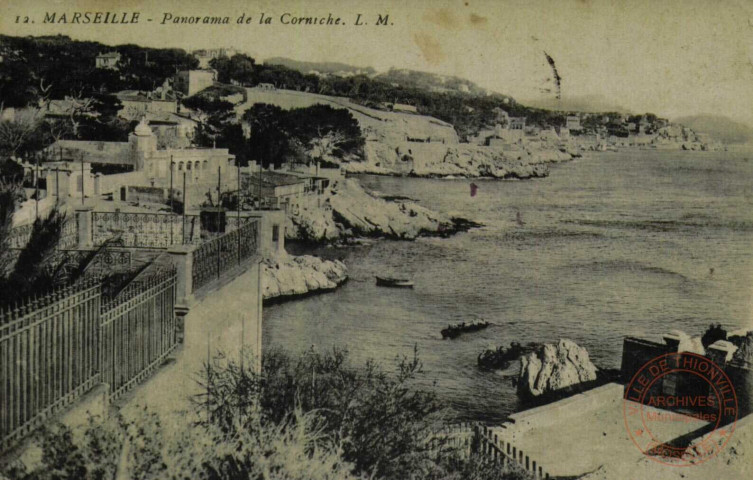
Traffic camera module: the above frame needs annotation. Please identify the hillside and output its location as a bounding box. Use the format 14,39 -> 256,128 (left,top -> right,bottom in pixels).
374,68 -> 491,97
0,34 -> 197,107
672,115 -> 753,144
521,95 -> 631,114
264,57 -> 376,77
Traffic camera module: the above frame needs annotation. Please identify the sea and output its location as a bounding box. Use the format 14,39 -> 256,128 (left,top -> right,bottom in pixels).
263,150 -> 753,422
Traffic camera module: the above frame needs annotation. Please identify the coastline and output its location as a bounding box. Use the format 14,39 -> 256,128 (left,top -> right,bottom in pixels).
262,254 -> 348,303
286,177 -> 483,244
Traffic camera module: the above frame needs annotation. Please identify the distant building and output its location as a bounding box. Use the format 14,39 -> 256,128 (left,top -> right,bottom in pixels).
173,70 -> 216,96
638,116 -> 651,134
46,118 -> 236,198
243,171 -> 322,212
95,52 -> 121,70
508,117 -> 526,130
193,48 -> 237,69
256,83 -> 276,91
566,115 -> 581,131
492,107 -> 510,125
116,90 -> 178,121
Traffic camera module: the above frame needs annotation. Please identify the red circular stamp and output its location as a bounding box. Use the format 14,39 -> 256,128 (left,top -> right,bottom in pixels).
623,352 -> 738,466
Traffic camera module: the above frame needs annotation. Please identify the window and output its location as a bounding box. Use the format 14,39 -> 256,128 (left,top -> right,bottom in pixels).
272,225 -> 279,242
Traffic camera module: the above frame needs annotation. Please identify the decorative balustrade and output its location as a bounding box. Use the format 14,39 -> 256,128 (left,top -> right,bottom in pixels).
192,218 -> 259,292
91,211 -> 201,248
48,248 -> 132,281
7,218 -> 78,250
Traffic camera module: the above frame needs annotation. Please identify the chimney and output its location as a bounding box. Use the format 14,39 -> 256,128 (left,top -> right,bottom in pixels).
663,332 -> 682,351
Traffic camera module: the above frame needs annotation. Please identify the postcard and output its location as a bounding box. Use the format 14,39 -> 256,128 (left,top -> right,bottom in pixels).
0,1 -> 751,479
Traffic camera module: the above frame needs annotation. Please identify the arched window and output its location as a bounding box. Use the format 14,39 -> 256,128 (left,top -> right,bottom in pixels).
203,160 -> 208,170
195,161 -> 201,171
186,162 -> 192,171
178,161 -> 184,171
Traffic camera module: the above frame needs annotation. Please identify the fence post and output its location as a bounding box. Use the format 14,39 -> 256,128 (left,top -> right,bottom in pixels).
167,245 -> 195,310
75,206 -> 94,248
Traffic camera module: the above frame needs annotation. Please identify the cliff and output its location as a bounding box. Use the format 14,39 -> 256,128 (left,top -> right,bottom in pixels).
262,254 -> 347,302
517,339 -> 598,398
287,178 -> 473,242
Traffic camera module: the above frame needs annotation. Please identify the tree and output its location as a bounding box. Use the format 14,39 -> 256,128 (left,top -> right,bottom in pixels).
242,103 -> 292,168
211,53 -> 256,84
0,108 -> 46,160
308,129 -> 347,168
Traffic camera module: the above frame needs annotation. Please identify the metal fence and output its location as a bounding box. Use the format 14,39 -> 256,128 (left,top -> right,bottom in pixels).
91,212 -> 201,248
0,281 -> 102,451
0,268 -> 179,452
100,268 -> 177,400
434,424 -> 551,479
7,218 -> 78,250
192,218 -> 259,292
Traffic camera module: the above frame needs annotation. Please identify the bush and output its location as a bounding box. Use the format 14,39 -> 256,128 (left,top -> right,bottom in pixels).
3,348 -> 532,480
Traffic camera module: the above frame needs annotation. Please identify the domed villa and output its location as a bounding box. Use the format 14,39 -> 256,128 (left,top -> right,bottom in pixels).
43,117 -> 237,202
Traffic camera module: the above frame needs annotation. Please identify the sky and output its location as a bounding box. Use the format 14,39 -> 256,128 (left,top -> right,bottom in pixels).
2,0 -> 753,126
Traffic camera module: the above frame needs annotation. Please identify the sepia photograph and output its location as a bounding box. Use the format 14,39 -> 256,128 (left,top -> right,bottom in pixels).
0,0 -> 751,478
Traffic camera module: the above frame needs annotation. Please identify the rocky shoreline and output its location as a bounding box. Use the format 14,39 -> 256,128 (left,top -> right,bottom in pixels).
262,254 -> 348,303
344,142 -> 573,179
287,177 -> 481,243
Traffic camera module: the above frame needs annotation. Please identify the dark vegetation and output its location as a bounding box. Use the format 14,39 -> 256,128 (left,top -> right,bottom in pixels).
1,34 -> 674,149
3,348 -> 531,480
185,98 -> 364,168
209,54 -> 668,140
0,34 -> 197,107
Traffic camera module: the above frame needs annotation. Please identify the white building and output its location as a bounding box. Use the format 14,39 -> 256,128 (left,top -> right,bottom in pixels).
95,52 -> 121,70
174,70 -> 217,96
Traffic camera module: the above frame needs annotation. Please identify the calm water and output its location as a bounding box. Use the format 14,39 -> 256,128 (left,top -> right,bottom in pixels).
263,151 -> 753,422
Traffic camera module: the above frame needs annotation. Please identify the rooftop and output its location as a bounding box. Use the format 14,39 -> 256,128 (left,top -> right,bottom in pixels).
492,383 -> 713,478
247,171 -> 308,187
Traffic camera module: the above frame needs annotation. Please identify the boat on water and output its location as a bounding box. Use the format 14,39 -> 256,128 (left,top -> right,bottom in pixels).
477,342 -> 538,370
375,276 -> 414,288
441,320 -> 490,339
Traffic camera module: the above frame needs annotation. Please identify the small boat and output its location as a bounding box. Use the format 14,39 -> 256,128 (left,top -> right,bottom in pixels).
375,276 -> 414,288
441,320 -> 490,339
477,342 -> 538,370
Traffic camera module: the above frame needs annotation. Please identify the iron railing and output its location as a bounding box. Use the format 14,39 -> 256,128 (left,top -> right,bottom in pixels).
192,219 -> 259,292
0,280 -> 102,451
91,212 -> 201,248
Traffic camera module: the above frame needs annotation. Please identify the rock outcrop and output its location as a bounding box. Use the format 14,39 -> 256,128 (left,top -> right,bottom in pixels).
262,254 -> 347,302
517,339 -> 598,397
345,141 -> 570,179
288,178 -> 473,242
